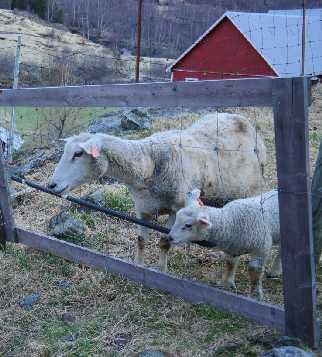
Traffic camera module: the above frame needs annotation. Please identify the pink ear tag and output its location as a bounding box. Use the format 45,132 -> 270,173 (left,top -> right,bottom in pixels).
197,198 -> 204,207
199,218 -> 209,226
90,146 -> 100,158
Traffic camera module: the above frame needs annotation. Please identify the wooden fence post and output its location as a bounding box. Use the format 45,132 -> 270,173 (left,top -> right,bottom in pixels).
273,77 -> 320,347
0,146 -> 16,248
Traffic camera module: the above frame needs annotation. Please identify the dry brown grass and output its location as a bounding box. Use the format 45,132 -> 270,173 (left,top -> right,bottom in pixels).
1,84 -> 322,356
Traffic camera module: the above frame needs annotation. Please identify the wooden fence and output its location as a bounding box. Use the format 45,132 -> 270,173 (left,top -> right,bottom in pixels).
0,77 -> 319,348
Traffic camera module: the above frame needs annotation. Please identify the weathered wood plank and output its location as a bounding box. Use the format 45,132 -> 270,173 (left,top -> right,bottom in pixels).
0,78 -> 273,108
273,77 -> 320,348
0,148 -> 16,247
15,227 -> 285,330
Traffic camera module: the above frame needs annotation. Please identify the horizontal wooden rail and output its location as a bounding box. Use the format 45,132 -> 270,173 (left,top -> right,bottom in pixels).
15,227 -> 285,330
0,78 -> 273,108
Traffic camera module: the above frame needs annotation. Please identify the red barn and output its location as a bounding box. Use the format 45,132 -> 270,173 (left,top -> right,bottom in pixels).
168,10 -> 322,81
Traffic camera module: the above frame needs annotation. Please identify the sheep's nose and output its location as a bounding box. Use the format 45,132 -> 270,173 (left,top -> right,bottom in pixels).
168,235 -> 174,242
48,182 -> 57,190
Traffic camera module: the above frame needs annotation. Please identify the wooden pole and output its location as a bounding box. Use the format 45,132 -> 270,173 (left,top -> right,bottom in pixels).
311,140 -> 322,271
273,77 -> 319,348
135,0 -> 144,83
301,0 -> 306,76
0,146 -> 16,248
8,34 -> 21,162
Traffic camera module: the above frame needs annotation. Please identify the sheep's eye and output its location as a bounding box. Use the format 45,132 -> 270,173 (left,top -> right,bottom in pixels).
184,224 -> 192,229
73,151 -> 83,160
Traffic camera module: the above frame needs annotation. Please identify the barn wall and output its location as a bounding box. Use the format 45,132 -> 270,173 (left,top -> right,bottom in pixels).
172,17 -> 277,81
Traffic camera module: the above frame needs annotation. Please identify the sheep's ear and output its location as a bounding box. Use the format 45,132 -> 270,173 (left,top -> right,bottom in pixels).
185,188 -> 202,207
80,141 -> 101,158
198,217 -> 211,229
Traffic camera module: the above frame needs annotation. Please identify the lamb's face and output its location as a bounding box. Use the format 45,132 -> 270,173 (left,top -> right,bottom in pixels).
49,134 -> 107,194
169,206 -> 212,244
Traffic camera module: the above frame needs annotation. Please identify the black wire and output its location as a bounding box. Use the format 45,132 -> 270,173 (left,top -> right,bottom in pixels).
10,174 -> 170,235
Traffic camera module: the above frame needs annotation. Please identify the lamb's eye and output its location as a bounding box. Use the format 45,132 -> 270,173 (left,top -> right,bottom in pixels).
184,224 -> 192,229
73,151 -> 83,160
73,151 -> 83,159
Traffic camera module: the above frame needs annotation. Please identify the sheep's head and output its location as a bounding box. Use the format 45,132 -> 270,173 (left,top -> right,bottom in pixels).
48,133 -> 108,194
169,189 -> 212,244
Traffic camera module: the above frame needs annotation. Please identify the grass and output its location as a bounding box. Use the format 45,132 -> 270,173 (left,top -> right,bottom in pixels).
0,106 -> 113,151
1,244 -> 271,356
103,186 -> 135,213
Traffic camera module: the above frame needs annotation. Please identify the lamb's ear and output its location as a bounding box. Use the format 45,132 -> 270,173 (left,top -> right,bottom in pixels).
185,188 -> 202,207
79,140 -> 101,158
197,216 -> 212,229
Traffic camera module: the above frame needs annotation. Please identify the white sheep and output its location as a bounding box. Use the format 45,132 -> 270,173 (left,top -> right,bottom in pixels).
169,189 -> 281,300
49,113 -> 267,271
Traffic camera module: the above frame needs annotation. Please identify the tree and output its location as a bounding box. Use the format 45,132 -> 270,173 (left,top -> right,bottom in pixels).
11,0 -> 28,10
30,0 -> 47,18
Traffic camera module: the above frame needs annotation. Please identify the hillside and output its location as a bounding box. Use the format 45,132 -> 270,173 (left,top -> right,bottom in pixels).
0,10 -> 172,87
54,0 -> 322,59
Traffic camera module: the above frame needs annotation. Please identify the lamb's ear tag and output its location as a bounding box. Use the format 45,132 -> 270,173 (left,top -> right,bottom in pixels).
197,198 -> 204,207
90,145 -> 100,158
199,217 -> 210,227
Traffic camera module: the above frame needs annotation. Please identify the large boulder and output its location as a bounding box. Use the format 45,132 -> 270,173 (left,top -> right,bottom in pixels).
88,112 -> 122,134
120,109 -> 152,130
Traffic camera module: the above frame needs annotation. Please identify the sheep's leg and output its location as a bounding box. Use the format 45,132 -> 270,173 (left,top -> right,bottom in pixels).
222,255 -> 240,290
135,212 -> 152,266
267,246 -> 282,278
248,255 -> 267,301
159,213 -> 176,272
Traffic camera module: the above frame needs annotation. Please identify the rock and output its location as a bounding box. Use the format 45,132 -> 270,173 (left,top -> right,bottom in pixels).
88,112 -> 122,134
56,280 -> 72,289
261,346 -> 315,357
273,336 -> 303,349
120,109 -> 152,130
62,312 -> 75,324
248,334 -> 304,350
139,351 -> 167,357
48,212 -> 86,242
81,189 -> 106,206
112,332 -> 132,351
19,293 -> 40,310
63,332 -> 79,342
12,145 -> 63,176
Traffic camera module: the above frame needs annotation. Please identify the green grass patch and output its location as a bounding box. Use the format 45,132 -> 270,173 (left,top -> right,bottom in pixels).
0,107 -> 114,151
194,305 -> 246,342
310,130 -> 322,147
75,211 -> 96,229
4,245 -> 32,270
42,320 -> 80,345
104,187 -> 134,212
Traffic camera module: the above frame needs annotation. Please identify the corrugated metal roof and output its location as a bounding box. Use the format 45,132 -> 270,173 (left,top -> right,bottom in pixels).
269,9 -> 322,16
168,10 -> 322,77
0,127 -> 23,151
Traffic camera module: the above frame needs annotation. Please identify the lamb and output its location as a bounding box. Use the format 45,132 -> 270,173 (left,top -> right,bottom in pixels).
168,189 -> 281,300
48,113 -> 267,271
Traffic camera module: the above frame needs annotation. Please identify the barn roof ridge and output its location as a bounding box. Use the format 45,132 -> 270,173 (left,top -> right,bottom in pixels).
167,9 -> 322,78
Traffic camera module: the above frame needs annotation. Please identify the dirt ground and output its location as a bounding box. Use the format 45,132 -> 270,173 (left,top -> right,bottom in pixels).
1,84 -> 321,356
